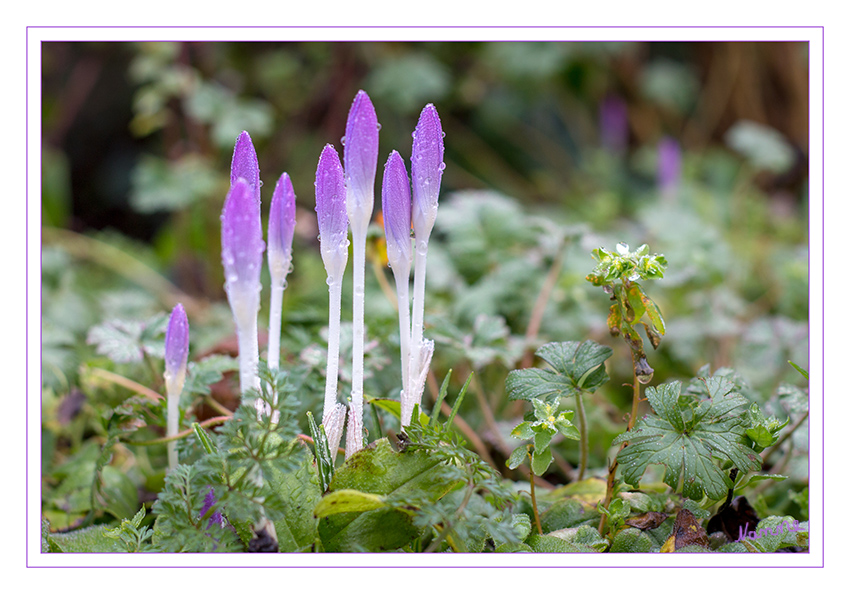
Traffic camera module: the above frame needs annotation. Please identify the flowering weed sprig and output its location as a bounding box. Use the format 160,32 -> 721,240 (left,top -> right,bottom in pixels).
164,303 -> 189,470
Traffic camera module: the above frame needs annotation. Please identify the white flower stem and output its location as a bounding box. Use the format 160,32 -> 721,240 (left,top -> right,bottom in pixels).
236,316 -> 261,398
409,239 -> 429,411
323,279 -> 344,422
393,269 -> 413,425
165,370 -> 184,471
268,281 -> 284,371
349,231 -> 367,453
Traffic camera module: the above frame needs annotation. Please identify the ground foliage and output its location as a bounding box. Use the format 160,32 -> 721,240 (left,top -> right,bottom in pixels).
40,41 -> 809,554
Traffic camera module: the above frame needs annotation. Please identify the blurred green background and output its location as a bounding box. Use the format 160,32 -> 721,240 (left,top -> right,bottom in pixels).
41,41 -> 809,516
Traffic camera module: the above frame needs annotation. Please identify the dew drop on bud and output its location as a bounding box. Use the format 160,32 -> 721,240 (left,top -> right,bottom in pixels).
376,123 -> 382,131
340,136 -> 346,146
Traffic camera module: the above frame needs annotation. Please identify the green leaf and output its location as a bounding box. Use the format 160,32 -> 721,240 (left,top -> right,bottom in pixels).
534,429 -> 554,453
367,396 -> 429,426
314,490 -> 388,518
507,445 -> 529,470
506,340 -> 612,402
531,446 -> 553,476
318,439 -> 460,551
183,355 -> 239,396
86,313 -> 167,364
788,360 -> 808,380
45,525 -> 123,553
510,421 -> 535,441
270,442 -> 323,552
613,379 -> 762,500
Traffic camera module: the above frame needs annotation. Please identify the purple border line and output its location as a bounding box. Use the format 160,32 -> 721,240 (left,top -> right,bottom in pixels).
28,28 -> 824,570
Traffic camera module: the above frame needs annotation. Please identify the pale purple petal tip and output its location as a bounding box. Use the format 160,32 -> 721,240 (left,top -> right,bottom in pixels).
381,150 -> 412,267
315,144 -> 349,247
657,137 -> 682,192
231,131 -> 261,203
411,104 -> 444,237
268,172 -> 296,278
164,303 -> 189,376
221,178 -> 265,291
343,90 -> 380,213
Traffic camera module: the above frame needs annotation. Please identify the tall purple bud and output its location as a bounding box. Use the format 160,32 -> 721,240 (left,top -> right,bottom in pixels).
408,103 -> 444,426
315,144 -> 349,433
221,177 -> 265,397
657,136 -> 682,201
267,173 -> 297,373
382,151 -> 413,271
164,303 -> 189,470
343,90 -> 379,456
231,131 -> 261,204
382,151 -> 415,425
343,90 -> 379,235
411,104 -> 444,243
268,173 -> 296,280
315,145 -> 349,284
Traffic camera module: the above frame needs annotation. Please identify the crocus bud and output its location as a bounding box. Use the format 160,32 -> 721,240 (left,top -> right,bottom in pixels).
231,131 -> 261,204
221,178 -> 266,321
381,150 -> 413,271
657,136 -> 681,198
315,144 -> 349,284
164,303 -> 189,471
343,90 -> 379,236
268,172 -> 296,283
164,303 -> 190,396
411,104 -> 444,242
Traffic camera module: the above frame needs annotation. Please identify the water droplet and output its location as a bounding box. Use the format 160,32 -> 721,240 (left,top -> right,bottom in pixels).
438,162 -> 446,171
340,135 -> 346,146
287,263 -> 294,273
317,234 -> 322,242
258,180 -> 264,187
635,357 -> 654,384
326,276 -> 335,286
441,131 -> 446,138
376,123 -> 382,131
281,280 -> 288,290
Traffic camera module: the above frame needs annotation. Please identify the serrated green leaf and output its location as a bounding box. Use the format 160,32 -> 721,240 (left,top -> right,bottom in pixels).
183,355 -> 239,396
270,442 -> 323,552
534,429 -> 553,453
506,341 -> 612,402
614,379 -> 761,500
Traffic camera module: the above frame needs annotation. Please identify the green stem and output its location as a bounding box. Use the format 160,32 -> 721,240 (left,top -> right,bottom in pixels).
576,391 -> 588,481
530,461 -> 543,535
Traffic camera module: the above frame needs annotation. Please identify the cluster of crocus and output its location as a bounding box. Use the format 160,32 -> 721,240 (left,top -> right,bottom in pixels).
316,92 -> 445,459
202,91 -> 443,465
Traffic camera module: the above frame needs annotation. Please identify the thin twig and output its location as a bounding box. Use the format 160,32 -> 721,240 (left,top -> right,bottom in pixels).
89,368 -> 164,403
521,240 -> 566,369
126,416 -> 231,446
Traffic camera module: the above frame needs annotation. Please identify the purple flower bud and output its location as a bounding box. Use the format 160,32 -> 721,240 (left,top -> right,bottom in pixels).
231,131 -> 261,204
268,172 -> 296,281
343,90 -> 379,231
315,144 -> 349,282
599,95 -> 628,154
657,136 -> 682,195
411,104 -> 444,241
221,178 -> 265,299
164,303 -> 189,379
381,151 -> 413,270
